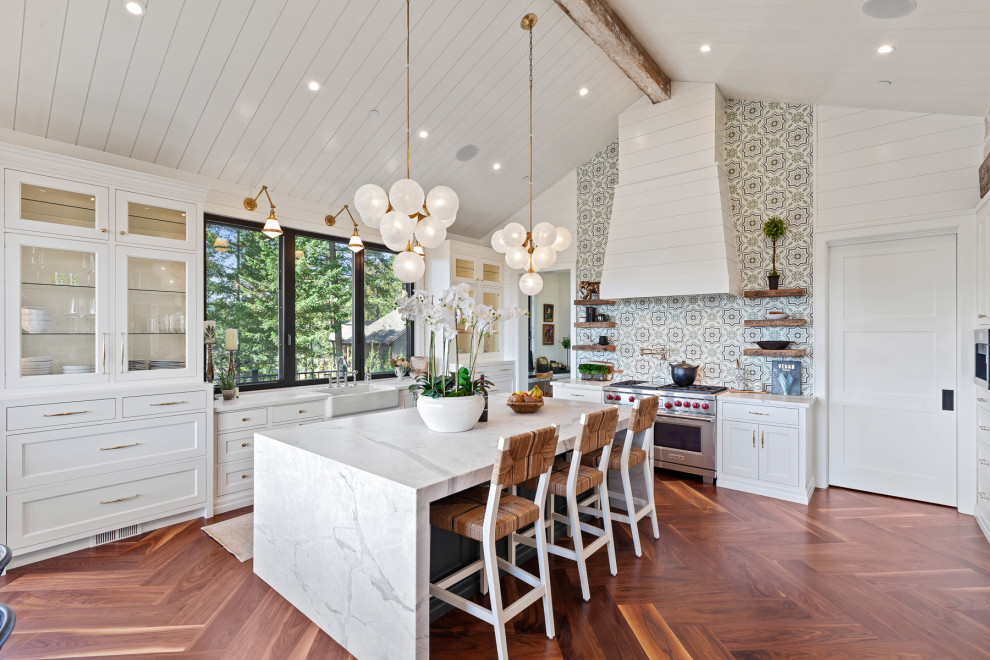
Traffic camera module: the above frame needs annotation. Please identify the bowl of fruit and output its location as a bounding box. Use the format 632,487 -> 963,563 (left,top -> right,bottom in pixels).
507,386 -> 545,413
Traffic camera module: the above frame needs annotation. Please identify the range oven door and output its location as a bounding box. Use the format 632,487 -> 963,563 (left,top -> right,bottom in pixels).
653,413 -> 716,474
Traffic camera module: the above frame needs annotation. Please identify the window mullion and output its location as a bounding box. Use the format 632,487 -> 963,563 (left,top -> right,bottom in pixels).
353,247 -> 366,377
281,232 -> 296,387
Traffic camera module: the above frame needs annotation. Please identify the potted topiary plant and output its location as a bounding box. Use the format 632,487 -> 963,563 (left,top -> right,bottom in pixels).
218,369 -> 236,401
578,363 -> 609,381
763,216 -> 787,290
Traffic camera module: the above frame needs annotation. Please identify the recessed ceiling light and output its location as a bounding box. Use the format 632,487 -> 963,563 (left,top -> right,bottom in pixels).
579,87 -> 589,96
369,109 -> 380,119
862,0 -> 917,19
492,163 -> 501,170
700,44 -> 712,53
123,0 -> 145,15
877,44 -> 895,54
418,129 -> 429,138
307,80 -> 320,91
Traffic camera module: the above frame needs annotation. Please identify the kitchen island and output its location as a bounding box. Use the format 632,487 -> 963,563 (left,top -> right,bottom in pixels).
253,394 -> 630,659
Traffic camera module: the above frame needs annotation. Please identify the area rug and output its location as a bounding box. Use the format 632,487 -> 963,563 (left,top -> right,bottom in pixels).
202,513 -> 253,562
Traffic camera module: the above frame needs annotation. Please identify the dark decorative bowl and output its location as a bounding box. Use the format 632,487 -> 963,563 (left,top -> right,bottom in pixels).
756,341 -> 791,350
507,399 -> 544,414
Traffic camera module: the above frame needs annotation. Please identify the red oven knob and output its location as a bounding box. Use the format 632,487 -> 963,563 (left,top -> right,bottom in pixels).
701,403 -> 709,410
628,396 -> 635,402
692,402 -> 700,409
664,401 -> 673,409
674,400 -> 681,407
605,394 -> 612,400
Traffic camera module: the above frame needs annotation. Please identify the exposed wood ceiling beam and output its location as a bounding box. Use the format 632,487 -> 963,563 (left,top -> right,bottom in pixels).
554,0 -> 671,103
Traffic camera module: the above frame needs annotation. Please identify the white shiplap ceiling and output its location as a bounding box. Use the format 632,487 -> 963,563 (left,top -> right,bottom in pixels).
0,1 -> 987,240
609,0 -> 990,118
0,0 -> 642,239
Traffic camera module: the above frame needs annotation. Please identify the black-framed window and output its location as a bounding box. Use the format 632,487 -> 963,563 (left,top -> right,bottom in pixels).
205,215 -> 413,390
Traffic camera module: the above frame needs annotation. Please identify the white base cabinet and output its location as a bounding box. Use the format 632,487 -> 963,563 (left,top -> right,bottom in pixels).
717,394 -> 815,504
976,394 -> 990,543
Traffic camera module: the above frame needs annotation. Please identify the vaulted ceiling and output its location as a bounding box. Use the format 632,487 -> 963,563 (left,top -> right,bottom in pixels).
0,0 -> 987,240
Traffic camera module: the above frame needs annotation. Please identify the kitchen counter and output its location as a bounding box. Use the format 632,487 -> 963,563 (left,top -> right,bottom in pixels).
717,391 -> 816,407
552,378 -> 610,391
252,395 -> 630,659
211,377 -> 414,412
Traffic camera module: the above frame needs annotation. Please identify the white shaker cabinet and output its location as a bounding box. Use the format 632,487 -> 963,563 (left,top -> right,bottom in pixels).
717,394 -> 815,504
976,394 -> 990,543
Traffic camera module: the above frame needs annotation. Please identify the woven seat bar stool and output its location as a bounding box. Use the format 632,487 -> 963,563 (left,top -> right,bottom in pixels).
512,406 -> 620,601
579,396 -> 660,557
429,425 -> 559,660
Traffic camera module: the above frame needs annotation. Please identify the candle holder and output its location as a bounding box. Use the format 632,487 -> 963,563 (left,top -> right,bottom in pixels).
206,344 -> 215,384
228,349 -> 238,396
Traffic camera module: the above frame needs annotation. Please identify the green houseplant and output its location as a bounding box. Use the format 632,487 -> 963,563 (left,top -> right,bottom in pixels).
578,363 -> 610,381
217,368 -> 236,401
763,216 -> 787,289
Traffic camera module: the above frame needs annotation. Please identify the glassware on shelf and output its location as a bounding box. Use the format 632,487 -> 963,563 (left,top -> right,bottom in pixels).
30,247 -> 47,283
64,296 -> 85,332
82,253 -> 96,287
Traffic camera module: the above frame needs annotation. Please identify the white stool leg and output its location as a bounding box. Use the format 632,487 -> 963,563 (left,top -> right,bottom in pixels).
548,493 -> 556,544
643,457 -> 660,539
483,538 -> 509,660
566,486 -> 590,601
621,463 -> 642,557
534,492 -> 555,639
599,479 -> 618,576
508,486 -> 518,565
480,563 -> 488,595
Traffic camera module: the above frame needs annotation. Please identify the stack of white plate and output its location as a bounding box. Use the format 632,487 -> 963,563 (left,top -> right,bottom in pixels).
150,360 -> 185,370
21,356 -> 52,376
128,359 -> 150,371
20,307 -> 53,334
62,365 -> 95,374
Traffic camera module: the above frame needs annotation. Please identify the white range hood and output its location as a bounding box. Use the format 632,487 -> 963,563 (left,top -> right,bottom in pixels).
600,82 -> 741,300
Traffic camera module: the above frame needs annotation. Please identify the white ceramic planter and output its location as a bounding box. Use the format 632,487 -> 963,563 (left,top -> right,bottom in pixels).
417,394 -> 485,433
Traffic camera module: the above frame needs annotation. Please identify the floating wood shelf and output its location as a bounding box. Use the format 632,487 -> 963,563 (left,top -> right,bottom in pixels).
573,344 -> 617,352
743,288 -> 807,299
743,349 -> 806,358
574,322 -> 616,328
744,319 -> 807,327
574,299 -> 616,306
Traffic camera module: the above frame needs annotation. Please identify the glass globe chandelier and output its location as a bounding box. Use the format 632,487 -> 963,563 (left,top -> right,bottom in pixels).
491,14 -> 572,297
351,0 -> 459,283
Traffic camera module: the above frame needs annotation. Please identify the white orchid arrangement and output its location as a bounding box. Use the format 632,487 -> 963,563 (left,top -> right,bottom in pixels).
397,283 -> 527,398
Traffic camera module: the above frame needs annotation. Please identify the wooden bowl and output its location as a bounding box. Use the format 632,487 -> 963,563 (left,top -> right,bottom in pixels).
507,399 -> 545,414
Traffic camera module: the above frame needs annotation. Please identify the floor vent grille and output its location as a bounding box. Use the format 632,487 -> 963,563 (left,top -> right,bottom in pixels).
91,523 -> 142,547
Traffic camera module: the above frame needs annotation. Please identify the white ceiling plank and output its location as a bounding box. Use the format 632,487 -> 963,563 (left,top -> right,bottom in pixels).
197,0 -> 349,180
102,0 -> 186,157
151,0 -> 259,168
46,0 -> 109,144
0,0 -> 26,129
75,3 -> 144,150
178,0 -> 314,175
226,0 -> 380,186
14,0 -> 68,136
128,0 -> 222,162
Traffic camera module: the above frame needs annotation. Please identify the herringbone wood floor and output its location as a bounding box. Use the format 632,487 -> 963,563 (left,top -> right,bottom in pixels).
1,473 -> 989,658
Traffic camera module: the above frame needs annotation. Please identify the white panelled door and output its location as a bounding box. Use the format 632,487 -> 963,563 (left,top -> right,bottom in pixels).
828,234 -> 957,505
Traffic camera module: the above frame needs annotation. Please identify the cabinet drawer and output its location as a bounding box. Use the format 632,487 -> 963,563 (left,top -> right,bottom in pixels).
979,444 -> 990,507
217,408 -> 268,432
479,362 -> 515,376
7,398 -> 117,432
979,408 -> 990,449
8,414 -> 206,491
554,387 -> 603,403
978,392 -> 990,414
487,377 -> 513,394
720,402 -> 799,427
218,430 -> 254,464
271,401 -> 324,426
7,460 -> 206,550
122,391 -> 207,418
217,459 -> 254,496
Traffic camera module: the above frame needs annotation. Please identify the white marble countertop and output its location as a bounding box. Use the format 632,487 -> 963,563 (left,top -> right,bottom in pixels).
257,394 -> 630,500
718,391 -> 816,407
212,378 -> 413,412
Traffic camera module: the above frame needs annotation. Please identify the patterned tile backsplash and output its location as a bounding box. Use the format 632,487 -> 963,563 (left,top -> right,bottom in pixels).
575,100 -> 815,394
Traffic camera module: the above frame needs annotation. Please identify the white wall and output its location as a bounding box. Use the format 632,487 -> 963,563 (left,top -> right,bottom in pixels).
817,107 -> 983,231
601,82 -> 740,299
532,270 -> 570,367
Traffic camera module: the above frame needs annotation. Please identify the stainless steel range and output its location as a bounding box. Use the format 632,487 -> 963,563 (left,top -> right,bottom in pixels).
603,380 -> 726,483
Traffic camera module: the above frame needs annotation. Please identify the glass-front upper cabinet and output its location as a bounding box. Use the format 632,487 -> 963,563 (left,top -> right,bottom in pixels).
4,170 -> 110,241
4,234 -> 111,387
116,247 -> 196,381
115,191 -> 198,251
452,255 -> 502,286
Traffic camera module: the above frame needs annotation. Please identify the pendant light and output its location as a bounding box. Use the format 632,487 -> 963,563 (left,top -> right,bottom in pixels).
244,185 -> 283,238
352,0 -> 459,283
325,205 -> 365,253
493,14 -> 573,297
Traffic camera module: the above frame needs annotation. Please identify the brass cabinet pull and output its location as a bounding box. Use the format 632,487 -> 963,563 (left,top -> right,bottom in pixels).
102,333 -> 108,374
241,417 -> 249,422
241,442 -> 249,447
980,492 -> 989,501
120,230 -> 126,235
752,431 -> 755,448
980,398 -> 989,403
748,411 -> 769,416
43,410 -> 89,417
979,458 -> 989,466
120,333 -> 126,372
761,431 -> 765,449
981,426 -> 989,432
151,401 -> 188,407
100,227 -> 107,233
572,393 -> 584,397
980,314 -> 988,319
241,474 -> 248,479
298,409 -> 305,413
101,494 -> 139,505
101,442 -> 139,451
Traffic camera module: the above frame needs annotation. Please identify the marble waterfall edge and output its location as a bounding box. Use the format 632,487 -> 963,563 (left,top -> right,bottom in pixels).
253,435 -> 427,658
